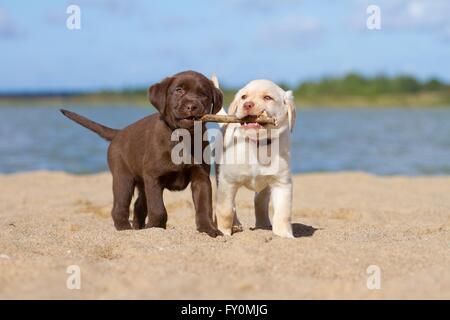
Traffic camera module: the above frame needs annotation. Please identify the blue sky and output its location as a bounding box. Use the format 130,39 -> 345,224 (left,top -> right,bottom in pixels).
1,0 -> 450,91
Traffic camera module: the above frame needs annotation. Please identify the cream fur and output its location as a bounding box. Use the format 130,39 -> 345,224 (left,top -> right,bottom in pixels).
215,79 -> 296,238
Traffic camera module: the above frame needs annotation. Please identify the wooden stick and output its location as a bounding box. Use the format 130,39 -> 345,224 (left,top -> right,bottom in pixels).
200,114 -> 277,126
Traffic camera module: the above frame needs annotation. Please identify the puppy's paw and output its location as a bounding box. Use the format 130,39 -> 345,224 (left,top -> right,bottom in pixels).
132,220 -> 146,230
145,221 -> 167,229
198,225 -> 223,238
207,228 -> 224,238
114,221 -> 132,231
232,224 -> 244,233
146,215 -> 167,229
252,223 -> 272,231
272,225 -> 294,238
218,226 -> 232,236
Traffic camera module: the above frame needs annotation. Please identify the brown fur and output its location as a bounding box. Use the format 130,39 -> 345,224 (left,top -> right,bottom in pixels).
61,70 -> 223,237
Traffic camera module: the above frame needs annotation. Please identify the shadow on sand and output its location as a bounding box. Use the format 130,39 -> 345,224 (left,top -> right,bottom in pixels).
251,223 -> 320,238
292,223 -> 319,238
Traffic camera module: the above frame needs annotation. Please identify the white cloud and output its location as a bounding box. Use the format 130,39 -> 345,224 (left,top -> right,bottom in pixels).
0,9 -> 20,39
353,0 -> 450,40
407,1 -> 425,19
389,0 -> 449,30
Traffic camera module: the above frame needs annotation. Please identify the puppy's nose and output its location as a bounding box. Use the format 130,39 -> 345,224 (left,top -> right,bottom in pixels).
243,101 -> 254,111
184,103 -> 199,112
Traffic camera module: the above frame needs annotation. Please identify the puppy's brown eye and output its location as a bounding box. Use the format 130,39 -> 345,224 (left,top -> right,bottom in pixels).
175,87 -> 183,94
263,95 -> 273,101
241,95 -> 247,100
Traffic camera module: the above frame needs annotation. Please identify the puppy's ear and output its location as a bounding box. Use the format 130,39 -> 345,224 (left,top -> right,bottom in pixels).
211,73 -> 220,89
148,77 -> 173,114
227,96 -> 238,115
284,90 -> 296,131
210,84 -> 224,114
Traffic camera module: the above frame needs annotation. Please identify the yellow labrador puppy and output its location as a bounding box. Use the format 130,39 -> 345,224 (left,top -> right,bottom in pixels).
214,79 -> 296,238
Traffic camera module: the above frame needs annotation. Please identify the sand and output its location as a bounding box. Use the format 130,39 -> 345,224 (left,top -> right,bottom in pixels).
0,171 -> 449,299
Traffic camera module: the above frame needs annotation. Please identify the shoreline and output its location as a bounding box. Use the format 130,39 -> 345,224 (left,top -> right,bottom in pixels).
2,169 -> 450,178
1,92 -> 450,108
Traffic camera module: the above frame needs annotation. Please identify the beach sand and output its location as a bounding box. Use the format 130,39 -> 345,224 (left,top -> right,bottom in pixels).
0,171 -> 449,299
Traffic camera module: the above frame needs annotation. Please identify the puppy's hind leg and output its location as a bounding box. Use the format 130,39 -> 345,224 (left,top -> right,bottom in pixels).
111,170 -> 135,231
254,186 -> 272,230
232,206 -> 243,233
132,184 -> 147,230
271,182 -> 294,238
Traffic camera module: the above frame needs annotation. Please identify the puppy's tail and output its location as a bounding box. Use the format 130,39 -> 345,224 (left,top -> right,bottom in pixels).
60,109 -> 118,141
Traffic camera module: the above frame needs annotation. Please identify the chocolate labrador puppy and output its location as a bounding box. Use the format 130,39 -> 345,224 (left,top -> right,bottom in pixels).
61,70 -> 223,237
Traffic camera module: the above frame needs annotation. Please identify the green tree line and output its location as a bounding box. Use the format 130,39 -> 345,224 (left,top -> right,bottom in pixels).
292,73 -> 449,97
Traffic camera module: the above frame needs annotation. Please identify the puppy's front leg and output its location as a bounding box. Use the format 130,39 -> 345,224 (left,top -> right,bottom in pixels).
191,167 -> 223,237
271,182 -> 294,238
143,176 -> 167,228
216,178 -> 238,236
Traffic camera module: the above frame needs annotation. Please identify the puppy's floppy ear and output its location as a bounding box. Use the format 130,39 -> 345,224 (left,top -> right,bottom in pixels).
284,90 -> 296,131
148,77 -> 173,114
227,97 -> 238,115
228,92 -> 239,116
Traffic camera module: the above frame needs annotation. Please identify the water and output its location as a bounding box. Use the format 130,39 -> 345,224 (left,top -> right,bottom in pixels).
0,106 -> 449,175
